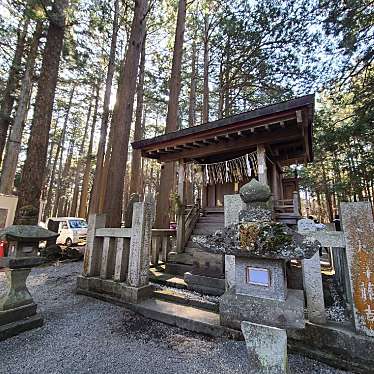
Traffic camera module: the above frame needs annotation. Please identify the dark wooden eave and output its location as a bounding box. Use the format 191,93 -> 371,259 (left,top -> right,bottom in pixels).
132,94 -> 315,165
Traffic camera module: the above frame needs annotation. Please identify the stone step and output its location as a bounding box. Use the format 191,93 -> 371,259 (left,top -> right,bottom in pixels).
165,262 -> 193,277
167,252 -> 193,265
127,298 -> 242,339
153,288 -> 219,313
149,268 -> 188,289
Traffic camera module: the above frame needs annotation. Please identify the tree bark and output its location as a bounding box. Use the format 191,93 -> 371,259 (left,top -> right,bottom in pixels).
129,35 -> 146,196
102,0 -> 148,227
70,99 -> 92,216
15,0 -> 69,224
57,119 -> 78,216
155,0 -> 187,229
188,39 -> 197,128
0,22 -> 43,195
51,84 -> 76,217
0,17 -> 29,165
202,13 -> 209,123
78,84 -> 100,218
89,0 -> 120,215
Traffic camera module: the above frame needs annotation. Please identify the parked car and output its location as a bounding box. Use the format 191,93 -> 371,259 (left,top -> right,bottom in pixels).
46,217 -> 88,247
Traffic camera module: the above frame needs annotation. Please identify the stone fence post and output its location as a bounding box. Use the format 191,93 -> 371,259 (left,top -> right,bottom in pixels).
298,218 -> 326,325
83,214 -> 106,277
224,195 -> 246,290
127,195 -> 155,299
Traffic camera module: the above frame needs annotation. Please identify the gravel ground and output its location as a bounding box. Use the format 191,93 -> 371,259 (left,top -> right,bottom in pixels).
0,262 -> 352,374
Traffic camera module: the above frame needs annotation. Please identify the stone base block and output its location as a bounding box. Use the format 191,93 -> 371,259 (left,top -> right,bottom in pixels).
184,272 -> 225,296
242,321 -> 288,374
288,321 -> 374,374
0,313 -> 43,341
220,288 -> 304,330
76,275 -> 153,304
192,250 -> 224,278
0,303 -> 37,326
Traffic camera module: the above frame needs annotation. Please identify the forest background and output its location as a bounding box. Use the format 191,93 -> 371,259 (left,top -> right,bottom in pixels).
0,0 -> 372,226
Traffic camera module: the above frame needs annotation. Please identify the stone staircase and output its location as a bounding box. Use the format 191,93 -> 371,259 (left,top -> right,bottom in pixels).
165,208 -> 224,276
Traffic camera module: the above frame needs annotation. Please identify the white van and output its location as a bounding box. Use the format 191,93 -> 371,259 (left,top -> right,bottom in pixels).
46,217 -> 88,246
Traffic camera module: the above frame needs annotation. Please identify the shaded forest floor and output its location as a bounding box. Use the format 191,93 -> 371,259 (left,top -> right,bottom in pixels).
0,262 -> 351,374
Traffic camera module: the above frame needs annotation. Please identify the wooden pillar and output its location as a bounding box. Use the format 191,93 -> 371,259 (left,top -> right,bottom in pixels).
257,144 -> 268,185
271,163 -> 279,201
176,161 -> 185,253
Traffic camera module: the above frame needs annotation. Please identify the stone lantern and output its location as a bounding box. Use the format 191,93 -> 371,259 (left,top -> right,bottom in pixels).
196,179 -> 321,373
0,225 -> 58,340
196,179 -> 320,330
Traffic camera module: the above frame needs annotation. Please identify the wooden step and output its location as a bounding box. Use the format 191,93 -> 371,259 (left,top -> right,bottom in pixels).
193,227 -> 222,235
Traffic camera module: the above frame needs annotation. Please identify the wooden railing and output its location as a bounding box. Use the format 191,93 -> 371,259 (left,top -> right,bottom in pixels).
184,203 -> 200,246
150,229 -> 176,266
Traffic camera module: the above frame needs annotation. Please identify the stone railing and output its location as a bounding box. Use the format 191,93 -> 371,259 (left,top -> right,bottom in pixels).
150,229 -> 176,266
77,197 -> 155,304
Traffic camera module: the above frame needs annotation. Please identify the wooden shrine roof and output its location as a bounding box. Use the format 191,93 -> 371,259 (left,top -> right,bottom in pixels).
132,94 -> 315,165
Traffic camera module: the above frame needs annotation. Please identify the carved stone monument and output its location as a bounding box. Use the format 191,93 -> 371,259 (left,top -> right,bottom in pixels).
341,202 -> 374,337
0,225 -> 58,340
196,179 -> 320,373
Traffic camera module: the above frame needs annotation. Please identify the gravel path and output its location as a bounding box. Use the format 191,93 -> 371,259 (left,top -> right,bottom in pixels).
0,262 -> 351,374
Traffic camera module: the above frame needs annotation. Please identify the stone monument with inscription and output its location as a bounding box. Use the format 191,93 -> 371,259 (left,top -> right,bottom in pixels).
196,179 -> 321,373
341,201 -> 374,337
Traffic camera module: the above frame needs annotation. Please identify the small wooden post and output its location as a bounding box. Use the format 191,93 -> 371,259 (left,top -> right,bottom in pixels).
176,161 -> 185,253
293,191 -> 300,215
271,163 -> 279,201
257,144 -> 268,185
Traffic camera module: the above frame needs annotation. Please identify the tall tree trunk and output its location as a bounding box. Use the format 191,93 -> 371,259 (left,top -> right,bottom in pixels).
321,162 -> 333,222
155,0 -> 187,229
98,119 -> 113,212
15,0 -> 69,224
89,0 -> 120,215
43,116 -> 68,220
188,39 -> 197,127
70,99 -> 92,216
57,120 -> 78,216
202,14 -> 209,123
51,84 -> 76,217
78,84 -> 100,218
0,17 -> 29,164
103,0 -> 148,227
0,22 -> 43,194
218,56 -> 224,119
129,35 -> 146,196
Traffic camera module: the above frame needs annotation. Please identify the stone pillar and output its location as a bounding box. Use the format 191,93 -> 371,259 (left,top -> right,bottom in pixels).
224,195 -> 246,290
299,218 -> 326,324
241,321 -> 288,374
82,214 -> 106,277
341,202 -> 374,337
176,162 -> 185,253
257,144 -> 268,185
126,195 -> 155,302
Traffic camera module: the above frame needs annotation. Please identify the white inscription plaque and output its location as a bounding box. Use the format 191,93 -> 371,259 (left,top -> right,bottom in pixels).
247,267 -> 270,287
